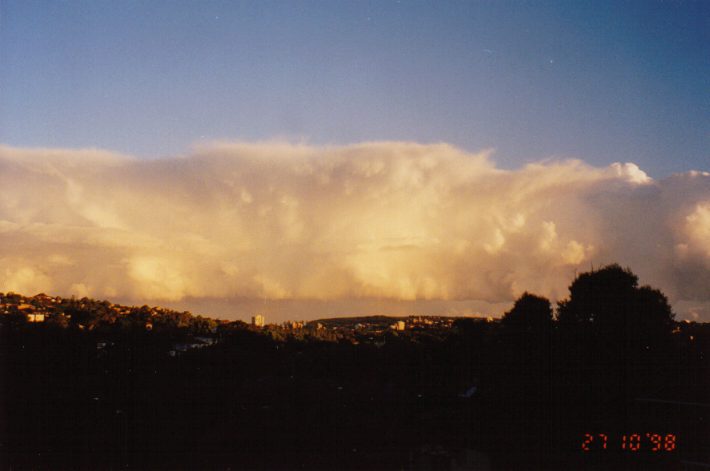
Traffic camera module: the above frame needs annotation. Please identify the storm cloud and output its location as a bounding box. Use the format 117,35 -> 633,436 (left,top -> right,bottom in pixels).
1,142 -> 708,320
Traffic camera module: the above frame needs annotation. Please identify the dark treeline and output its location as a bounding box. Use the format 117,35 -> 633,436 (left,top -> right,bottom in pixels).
1,264 -> 708,470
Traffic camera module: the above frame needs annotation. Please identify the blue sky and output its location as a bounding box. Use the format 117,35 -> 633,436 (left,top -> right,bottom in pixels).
1,0 -> 707,177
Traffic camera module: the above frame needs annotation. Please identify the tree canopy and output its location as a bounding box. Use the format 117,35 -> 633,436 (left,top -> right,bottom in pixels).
501,292 -> 553,333
556,263 -> 675,349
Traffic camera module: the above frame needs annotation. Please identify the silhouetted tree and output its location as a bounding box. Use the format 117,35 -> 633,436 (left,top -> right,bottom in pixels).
557,264 -> 674,341
489,292 -> 555,466
555,264 -> 677,412
502,292 -> 553,333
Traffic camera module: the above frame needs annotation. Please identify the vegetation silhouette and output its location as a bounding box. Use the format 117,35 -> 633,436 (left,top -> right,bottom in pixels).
1,264 -> 707,470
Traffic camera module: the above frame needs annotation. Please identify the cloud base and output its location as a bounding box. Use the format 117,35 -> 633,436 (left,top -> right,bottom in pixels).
1,142 -> 708,321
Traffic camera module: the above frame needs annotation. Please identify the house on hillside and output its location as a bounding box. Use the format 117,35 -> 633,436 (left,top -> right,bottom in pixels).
27,313 -> 45,323
194,336 -> 217,346
171,336 -> 217,355
34,293 -> 57,304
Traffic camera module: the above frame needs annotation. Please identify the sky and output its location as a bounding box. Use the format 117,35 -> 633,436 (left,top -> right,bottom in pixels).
0,1 -> 708,322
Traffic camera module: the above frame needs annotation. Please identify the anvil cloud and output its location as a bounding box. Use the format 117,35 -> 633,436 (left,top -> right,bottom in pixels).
1,142 -> 708,321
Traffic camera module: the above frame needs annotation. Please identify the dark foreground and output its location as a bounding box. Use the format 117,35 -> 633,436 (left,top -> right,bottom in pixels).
1,266 -> 709,470
2,320 -> 708,470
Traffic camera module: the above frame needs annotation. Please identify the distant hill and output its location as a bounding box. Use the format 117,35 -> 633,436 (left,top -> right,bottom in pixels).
0,291 -> 221,336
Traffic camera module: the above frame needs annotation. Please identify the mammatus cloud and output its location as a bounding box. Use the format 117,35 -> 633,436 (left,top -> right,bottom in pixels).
1,142 -> 708,320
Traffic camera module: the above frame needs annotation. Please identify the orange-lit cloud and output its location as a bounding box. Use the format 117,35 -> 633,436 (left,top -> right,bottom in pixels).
0,142 -> 708,320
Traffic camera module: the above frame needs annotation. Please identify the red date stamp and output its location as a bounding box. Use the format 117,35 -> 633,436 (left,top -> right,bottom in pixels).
581,433 -> 677,452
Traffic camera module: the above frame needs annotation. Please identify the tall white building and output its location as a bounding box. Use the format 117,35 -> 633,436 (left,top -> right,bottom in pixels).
251,314 -> 265,327
391,320 -> 406,331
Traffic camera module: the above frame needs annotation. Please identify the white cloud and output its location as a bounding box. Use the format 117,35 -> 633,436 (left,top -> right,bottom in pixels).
0,142 -> 708,321
610,162 -> 652,185
685,203 -> 710,258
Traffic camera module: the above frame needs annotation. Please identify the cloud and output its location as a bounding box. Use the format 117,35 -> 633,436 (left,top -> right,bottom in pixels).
0,142 -> 708,320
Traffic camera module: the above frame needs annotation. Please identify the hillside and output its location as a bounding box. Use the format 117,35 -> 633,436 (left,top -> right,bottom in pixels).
1,283 -> 709,470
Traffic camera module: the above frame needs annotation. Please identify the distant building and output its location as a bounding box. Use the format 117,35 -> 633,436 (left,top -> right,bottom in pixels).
391,320 -> 406,331
27,313 -> 45,323
252,314 -> 265,327
283,320 -> 304,329
194,336 -> 217,346
173,341 -> 209,353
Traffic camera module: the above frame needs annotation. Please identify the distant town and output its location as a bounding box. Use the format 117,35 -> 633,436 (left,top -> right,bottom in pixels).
0,291 -> 495,354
